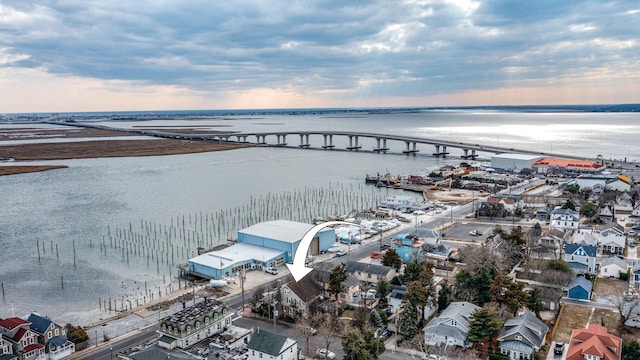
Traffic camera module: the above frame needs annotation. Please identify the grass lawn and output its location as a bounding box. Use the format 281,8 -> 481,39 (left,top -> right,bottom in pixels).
594,277 -> 629,297
553,304 -> 593,343
591,308 -> 622,336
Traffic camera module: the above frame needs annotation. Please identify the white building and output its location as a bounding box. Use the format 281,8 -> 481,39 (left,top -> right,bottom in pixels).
549,208 -> 580,230
423,302 -> 479,348
247,328 -> 298,360
158,300 -> 232,349
491,154 -> 542,172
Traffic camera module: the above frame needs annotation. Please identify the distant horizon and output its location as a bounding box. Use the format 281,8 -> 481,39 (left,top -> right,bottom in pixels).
3,103 -> 639,117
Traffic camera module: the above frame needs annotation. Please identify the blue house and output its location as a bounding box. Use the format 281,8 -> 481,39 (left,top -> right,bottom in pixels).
567,276 -> 592,301
563,243 -> 597,274
392,232 -> 424,262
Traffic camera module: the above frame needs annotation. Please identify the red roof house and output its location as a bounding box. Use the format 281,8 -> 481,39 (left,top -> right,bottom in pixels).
566,324 -> 621,360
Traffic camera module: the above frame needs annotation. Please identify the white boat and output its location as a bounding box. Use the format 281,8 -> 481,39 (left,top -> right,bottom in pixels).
209,279 -> 227,288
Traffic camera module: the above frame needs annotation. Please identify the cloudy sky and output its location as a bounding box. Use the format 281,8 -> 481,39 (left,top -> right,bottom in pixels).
1,1 -> 639,112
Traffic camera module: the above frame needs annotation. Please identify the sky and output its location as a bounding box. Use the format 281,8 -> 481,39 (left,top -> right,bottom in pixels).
1,0 -> 639,112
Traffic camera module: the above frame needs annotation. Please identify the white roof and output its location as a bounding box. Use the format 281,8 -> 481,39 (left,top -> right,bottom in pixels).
492,153 -> 542,161
190,243 -> 285,270
239,220 -> 321,243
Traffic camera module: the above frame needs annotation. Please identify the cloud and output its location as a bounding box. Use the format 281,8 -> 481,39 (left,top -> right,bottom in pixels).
0,0 -> 639,111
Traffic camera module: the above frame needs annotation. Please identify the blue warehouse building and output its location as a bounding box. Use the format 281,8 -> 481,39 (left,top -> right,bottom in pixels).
188,220 -> 336,279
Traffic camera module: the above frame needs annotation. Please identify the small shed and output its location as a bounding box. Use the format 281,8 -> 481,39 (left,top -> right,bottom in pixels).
568,276 -> 592,301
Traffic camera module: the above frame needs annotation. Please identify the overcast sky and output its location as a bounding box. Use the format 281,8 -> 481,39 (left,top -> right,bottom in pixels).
1,0 -> 639,112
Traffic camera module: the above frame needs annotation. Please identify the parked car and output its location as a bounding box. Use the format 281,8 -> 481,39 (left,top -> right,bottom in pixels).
335,249 -> 347,257
265,267 -> 279,275
422,355 -> 440,360
326,245 -> 342,253
316,349 -> 336,359
381,330 -> 394,339
380,243 -> 391,250
554,342 -> 565,355
469,230 -> 481,236
302,326 -> 317,335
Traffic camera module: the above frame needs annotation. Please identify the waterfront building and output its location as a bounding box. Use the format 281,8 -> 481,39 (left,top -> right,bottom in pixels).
158,300 -> 232,350
188,220 -> 336,279
246,328 -> 297,360
0,318 -> 44,360
26,314 -> 74,360
491,154 -> 542,172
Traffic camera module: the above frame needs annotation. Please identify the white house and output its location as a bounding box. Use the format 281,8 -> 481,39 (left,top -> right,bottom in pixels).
563,243 -> 597,274
247,328 -> 297,360
158,300 -> 232,349
569,232 -> 597,247
423,302 -> 479,348
599,233 -> 625,255
549,208 -> 580,230
599,257 -> 628,279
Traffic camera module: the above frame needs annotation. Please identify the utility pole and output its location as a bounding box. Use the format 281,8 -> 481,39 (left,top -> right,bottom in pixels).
241,269 -> 246,315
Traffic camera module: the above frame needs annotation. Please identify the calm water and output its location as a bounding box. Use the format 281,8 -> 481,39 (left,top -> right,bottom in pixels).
1,110 -> 639,324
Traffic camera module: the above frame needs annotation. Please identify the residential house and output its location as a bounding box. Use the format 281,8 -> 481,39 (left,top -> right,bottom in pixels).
27,313 -> 74,360
0,337 -> 15,359
280,275 -> 324,317
549,208 -> 580,230
423,302 -> 479,348
599,257 -> 629,279
487,196 -> 518,213
497,312 -> 548,360
345,261 -> 396,285
630,201 -> 640,225
406,228 -> 440,246
599,205 -> 614,223
614,204 -> 633,223
247,328 -> 297,360
0,318 -> 44,360
599,233 -> 625,255
566,323 -> 621,360
563,243 -> 597,274
567,276 -> 592,301
392,234 -> 424,263
386,288 -> 405,315
632,261 -> 640,289
537,229 -> 566,249
158,300 -> 232,349
569,232 -> 597,247
312,263 -> 360,303
601,223 -> 625,237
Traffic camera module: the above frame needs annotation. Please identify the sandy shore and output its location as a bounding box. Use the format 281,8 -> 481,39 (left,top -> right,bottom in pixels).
0,127 -> 253,176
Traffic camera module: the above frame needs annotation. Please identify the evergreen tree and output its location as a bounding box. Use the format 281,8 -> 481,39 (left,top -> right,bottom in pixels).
503,282 -> 527,316
526,288 -> 545,319
437,283 -> 452,312
329,263 -> 348,298
382,248 -> 403,270
399,301 -> 421,338
342,330 -> 371,360
401,261 -> 422,283
363,329 -> 386,359
623,339 -> 640,360
467,307 -> 503,346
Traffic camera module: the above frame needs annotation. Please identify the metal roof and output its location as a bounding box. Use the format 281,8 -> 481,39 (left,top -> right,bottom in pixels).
190,243 -> 285,270
239,220 -> 330,243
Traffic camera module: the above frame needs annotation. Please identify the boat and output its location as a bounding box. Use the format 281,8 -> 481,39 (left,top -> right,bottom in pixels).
209,279 -> 227,288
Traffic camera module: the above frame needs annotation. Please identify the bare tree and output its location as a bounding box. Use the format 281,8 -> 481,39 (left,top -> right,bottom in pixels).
610,295 -> 640,328
538,270 -> 572,312
315,310 -> 345,356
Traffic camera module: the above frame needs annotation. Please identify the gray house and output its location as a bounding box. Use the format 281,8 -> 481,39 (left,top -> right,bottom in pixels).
497,312 -> 548,360
423,301 -> 479,348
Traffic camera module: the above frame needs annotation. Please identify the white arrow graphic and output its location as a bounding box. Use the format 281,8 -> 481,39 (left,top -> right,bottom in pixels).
286,221 -> 358,282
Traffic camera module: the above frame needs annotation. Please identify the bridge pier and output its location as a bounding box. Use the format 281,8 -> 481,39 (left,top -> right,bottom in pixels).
322,134 -> 335,149
275,134 -> 287,146
347,135 -> 362,150
403,141 -> 419,154
255,135 -> 267,144
298,134 -> 310,148
236,135 -> 248,142
373,138 -> 389,152
433,144 -> 449,157
461,148 -> 478,159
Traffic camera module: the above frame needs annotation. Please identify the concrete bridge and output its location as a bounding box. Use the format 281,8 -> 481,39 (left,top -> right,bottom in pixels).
43,121 -> 581,160
195,130 -> 572,159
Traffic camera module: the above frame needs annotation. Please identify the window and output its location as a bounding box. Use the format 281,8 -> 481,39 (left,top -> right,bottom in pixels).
571,255 -> 575,261
187,326 -> 192,334
48,331 -> 52,339
515,335 -> 522,340
196,321 -> 200,329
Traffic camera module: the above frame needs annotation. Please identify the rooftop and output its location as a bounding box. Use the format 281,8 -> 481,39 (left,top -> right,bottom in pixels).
189,242 -> 286,270
164,299 -> 228,326
239,219 -> 330,243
